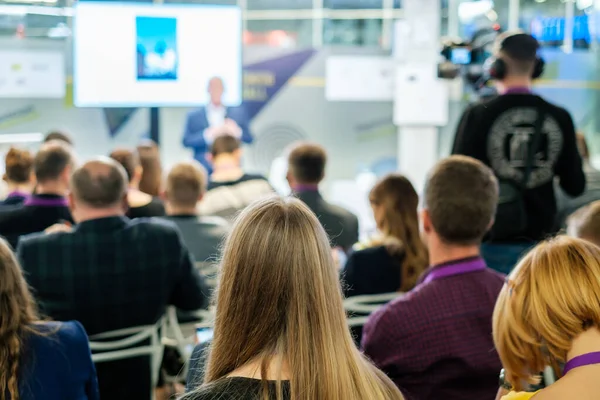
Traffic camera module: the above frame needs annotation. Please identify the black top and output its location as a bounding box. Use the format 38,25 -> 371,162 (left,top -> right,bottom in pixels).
453,94 -> 586,242
182,377 -> 291,400
127,196 -> 166,219
342,245 -> 403,298
294,190 -> 359,252
17,216 -> 209,400
0,194 -> 73,249
1,193 -> 28,207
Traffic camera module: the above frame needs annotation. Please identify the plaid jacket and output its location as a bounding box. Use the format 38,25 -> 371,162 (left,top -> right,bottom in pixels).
362,257 -> 505,400
17,216 -> 210,336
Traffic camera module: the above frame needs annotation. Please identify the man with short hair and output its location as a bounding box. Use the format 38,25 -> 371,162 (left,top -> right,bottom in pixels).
0,141 -> 74,248
287,142 -> 359,252
198,135 -> 272,220
17,157 -> 209,400
452,32 -> 585,274
163,161 -> 229,263
362,155 -> 504,400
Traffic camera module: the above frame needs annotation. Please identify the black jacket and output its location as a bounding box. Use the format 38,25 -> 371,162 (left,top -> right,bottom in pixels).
453,94 -> 585,242
294,190 -> 359,252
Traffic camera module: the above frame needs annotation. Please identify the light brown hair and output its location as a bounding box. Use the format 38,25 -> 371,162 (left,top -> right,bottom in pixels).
34,142 -> 74,183
424,155 -> 499,245
369,174 -> 428,291
0,238 -> 40,400
287,142 -> 327,184
4,147 -> 34,184
137,140 -> 163,196
493,236 -> 600,391
166,161 -> 207,208
109,148 -> 139,183
200,196 -> 404,400
567,201 -> 600,246
211,135 -> 240,158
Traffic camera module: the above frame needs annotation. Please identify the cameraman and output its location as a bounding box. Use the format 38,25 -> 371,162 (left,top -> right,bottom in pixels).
452,32 -> 585,274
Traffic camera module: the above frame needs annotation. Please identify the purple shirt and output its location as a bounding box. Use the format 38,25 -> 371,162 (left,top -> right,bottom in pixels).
362,256 -> 505,400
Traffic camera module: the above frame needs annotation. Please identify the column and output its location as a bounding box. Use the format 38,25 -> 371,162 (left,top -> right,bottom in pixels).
564,0 -> 575,54
448,0 -> 461,38
395,0 -> 443,193
508,0 -> 520,31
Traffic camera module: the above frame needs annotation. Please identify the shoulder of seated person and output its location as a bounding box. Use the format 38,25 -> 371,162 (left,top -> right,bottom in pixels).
30,320 -> 88,346
350,245 -> 389,260
182,378 -> 258,400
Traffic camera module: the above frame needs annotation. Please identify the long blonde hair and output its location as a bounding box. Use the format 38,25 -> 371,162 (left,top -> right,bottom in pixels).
0,238 -> 40,400
369,174 -> 428,291
493,236 -> 600,391
201,196 -> 404,400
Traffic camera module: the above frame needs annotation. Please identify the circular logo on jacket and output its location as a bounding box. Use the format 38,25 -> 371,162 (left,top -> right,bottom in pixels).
487,107 -> 563,188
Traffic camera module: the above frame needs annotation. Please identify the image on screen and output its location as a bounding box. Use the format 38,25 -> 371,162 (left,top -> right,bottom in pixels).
451,48 -> 472,65
136,16 -> 178,81
73,3 -> 242,107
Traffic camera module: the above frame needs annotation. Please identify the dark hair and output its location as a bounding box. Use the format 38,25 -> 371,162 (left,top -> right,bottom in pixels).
44,131 -> 73,146
4,148 -> 33,184
34,143 -> 73,183
70,159 -> 128,208
137,140 -> 162,196
424,155 -> 499,245
109,148 -> 139,183
498,33 -> 539,75
287,142 -> 327,184
369,174 -> 429,291
211,135 -> 240,158
166,162 -> 207,208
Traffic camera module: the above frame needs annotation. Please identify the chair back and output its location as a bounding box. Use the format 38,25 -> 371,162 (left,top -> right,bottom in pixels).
89,315 -> 166,397
344,292 -> 403,331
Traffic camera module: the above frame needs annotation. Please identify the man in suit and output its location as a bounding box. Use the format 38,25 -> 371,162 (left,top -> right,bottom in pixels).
182,76 -> 253,173
0,141 -> 74,249
287,142 -> 359,252
162,160 -> 229,264
17,157 -> 209,400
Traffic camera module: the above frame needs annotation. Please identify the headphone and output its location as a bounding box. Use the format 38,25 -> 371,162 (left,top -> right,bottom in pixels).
488,33 -> 545,80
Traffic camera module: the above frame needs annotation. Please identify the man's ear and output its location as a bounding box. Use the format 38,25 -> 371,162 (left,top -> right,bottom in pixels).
68,192 -> 76,212
159,189 -> 167,202
121,193 -> 129,212
421,209 -> 433,234
486,217 -> 495,233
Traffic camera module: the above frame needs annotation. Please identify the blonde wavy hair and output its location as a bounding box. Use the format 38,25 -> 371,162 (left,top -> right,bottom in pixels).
200,196 -> 404,400
493,236 -> 600,391
0,238 -> 40,400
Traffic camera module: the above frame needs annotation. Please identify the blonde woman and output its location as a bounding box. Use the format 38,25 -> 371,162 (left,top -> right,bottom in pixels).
493,236 -> 600,399
182,196 -> 404,400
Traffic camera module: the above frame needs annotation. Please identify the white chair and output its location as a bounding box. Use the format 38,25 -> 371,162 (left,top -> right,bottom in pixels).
344,292 -> 403,315
162,306 -> 215,381
89,316 -> 166,400
543,365 -> 556,386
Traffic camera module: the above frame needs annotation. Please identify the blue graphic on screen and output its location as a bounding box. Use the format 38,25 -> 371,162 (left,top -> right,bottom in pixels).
136,16 -> 178,80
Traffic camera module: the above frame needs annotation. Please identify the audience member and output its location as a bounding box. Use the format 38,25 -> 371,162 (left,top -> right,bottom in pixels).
2,147 -> 35,206
44,130 -> 73,146
493,237 -> 600,400
110,148 -> 166,218
555,133 -> 600,228
17,157 -> 209,399
362,155 -> 504,400
162,161 -> 229,264
0,237 -> 99,400
0,141 -> 74,249
138,139 -> 163,197
183,196 -> 404,400
452,32 -> 585,274
566,200 -> 600,246
343,174 -> 428,297
287,142 -> 359,252
198,135 -> 272,220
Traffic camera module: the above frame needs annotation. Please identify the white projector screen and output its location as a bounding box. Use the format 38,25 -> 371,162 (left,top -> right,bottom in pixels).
73,2 -> 242,107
